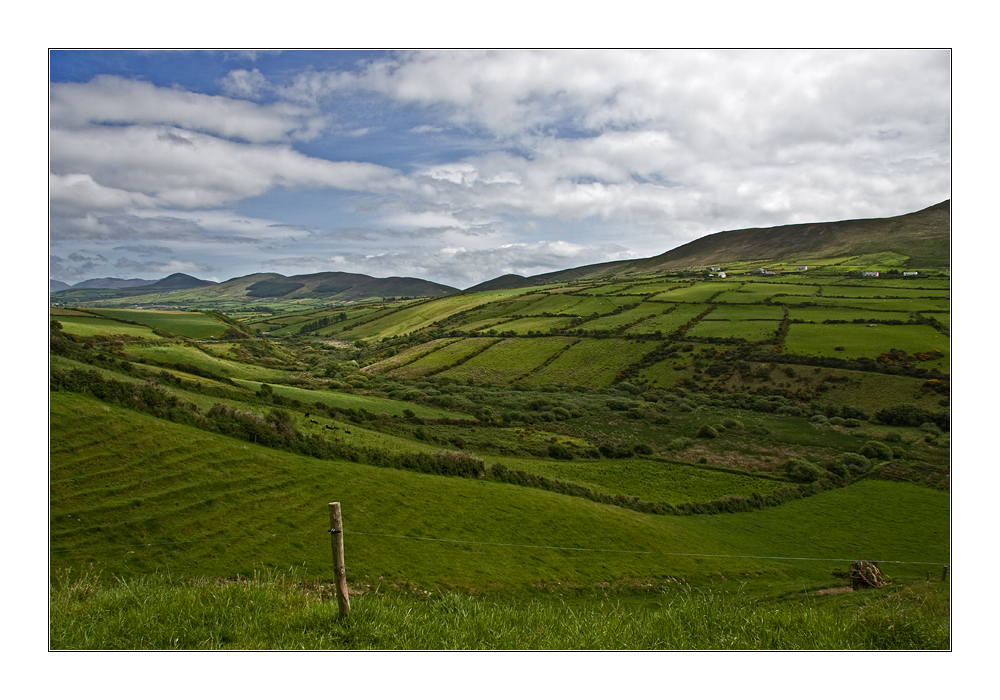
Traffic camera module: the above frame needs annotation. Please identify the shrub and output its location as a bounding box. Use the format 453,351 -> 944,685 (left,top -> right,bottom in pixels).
781,457 -> 826,483
722,418 -> 744,429
859,440 -> 893,462
844,418 -> 862,428
547,444 -> 572,460
829,416 -> 846,426
634,443 -> 654,456
840,452 -> 871,474
884,431 -> 902,443
696,424 -> 719,439
668,437 -> 694,451
810,414 -> 829,424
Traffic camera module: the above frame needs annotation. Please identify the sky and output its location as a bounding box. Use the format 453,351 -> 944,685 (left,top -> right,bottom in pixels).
48,49 -> 951,289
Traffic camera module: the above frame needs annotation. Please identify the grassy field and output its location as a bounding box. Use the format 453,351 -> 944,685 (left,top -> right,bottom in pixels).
436,337 -> 575,385
387,337 -> 498,379
689,320 -> 781,342
783,323 -> 949,368
89,309 -> 231,339
49,263 -> 950,649
52,314 -> 162,339
50,393 -> 948,591
519,339 -> 658,387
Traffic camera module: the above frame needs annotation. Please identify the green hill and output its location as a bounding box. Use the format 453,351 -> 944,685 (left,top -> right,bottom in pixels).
466,201 -> 950,290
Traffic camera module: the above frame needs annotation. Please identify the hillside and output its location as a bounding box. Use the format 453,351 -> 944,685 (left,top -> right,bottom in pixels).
50,270 -> 458,305
49,260 -> 951,648
466,201 -> 951,291
68,277 -> 158,289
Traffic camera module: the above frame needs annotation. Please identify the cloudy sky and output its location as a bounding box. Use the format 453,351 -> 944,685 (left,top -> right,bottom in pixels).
49,49 -> 951,289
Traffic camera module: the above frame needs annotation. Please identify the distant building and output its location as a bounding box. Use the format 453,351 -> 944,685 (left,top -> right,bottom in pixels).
709,267 -> 721,271
755,267 -> 766,274
903,271 -> 919,276
796,266 -> 808,271
717,271 -> 727,278
762,270 -> 776,276
862,271 -> 880,277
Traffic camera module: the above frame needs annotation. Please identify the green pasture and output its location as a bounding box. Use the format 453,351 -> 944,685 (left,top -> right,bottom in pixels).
562,295 -> 642,317
50,308 -> 102,317
50,570 -> 950,649
519,339 -> 657,388
361,338 -> 460,374
386,337 -> 498,379
689,320 -> 781,343
498,456 -> 788,505
89,309 -> 231,339
229,379 -> 473,420
787,307 -> 914,323
795,297 -> 951,313
650,282 -> 740,304
582,283 -> 643,295
574,302 -> 668,332
50,392 -> 948,592
633,358 -> 691,388
514,293 -> 591,316
341,292 -> 530,340
52,314 -> 161,340
486,316 -> 576,334
714,283 -> 817,304
783,323 -> 949,368
436,337 -> 575,385
123,343 -> 293,382
704,304 -> 785,320
629,304 -> 711,335
446,295 -> 546,326
821,286 -> 950,299
621,281 -> 687,296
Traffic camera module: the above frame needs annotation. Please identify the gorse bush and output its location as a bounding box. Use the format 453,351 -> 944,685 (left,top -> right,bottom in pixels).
860,440 -> 893,463
781,457 -> 826,484
696,424 -> 719,439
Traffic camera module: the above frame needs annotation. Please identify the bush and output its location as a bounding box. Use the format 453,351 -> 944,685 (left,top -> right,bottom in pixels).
844,418 -> 862,428
722,418 -> 744,429
810,414 -> 829,424
829,416 -> 846,426
840,452 -> 871,474
668,437 -> 694,451
781,458 -> 826,483
547,444 -> 572,460
859,440 -> 893,462
634,443 -> 654,456
696,424 -> 719,439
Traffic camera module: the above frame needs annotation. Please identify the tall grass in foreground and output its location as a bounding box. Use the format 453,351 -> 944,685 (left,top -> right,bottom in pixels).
50,568 -> 949,650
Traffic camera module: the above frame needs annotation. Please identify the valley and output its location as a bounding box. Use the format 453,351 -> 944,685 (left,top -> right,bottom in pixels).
49,204 -> 951,649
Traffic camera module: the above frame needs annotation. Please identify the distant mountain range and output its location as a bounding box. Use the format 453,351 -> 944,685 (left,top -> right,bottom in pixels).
51,201 -> 949,302
50,271 -> 458,303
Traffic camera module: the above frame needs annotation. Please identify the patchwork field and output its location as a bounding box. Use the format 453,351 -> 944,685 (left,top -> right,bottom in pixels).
89,309 -> 231,339
50,262 -> 950,650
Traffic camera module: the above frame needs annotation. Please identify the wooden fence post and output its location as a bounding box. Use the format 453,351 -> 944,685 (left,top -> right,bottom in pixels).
941,565 -> 948,583
329,502 -> 350,617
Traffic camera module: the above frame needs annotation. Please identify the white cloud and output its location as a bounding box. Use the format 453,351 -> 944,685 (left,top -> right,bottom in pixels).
220,68 -> 269,100
50,75 -> 325,143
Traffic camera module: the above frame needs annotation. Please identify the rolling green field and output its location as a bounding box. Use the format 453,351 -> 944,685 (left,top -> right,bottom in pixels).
89,309 -> 231,339
52,314 -> 162,339
49,263 -> 950,649
784,323 -> 949,368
